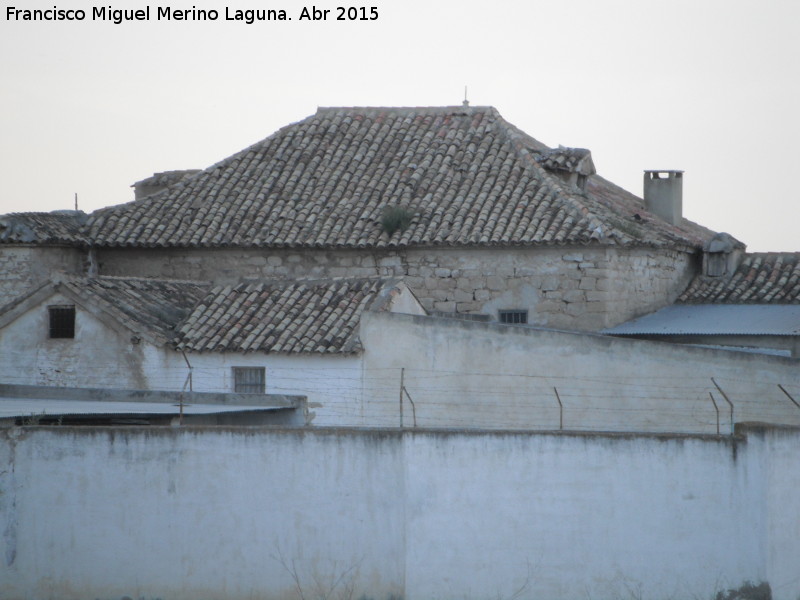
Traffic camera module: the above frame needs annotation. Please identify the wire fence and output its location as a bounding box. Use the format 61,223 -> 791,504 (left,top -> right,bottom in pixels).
2,351 -> 799,433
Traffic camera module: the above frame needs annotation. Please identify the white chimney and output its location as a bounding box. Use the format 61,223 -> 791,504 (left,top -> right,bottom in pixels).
643,170 -> 683,226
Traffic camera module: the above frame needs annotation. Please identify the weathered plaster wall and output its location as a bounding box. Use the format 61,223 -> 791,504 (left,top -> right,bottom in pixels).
359,312 -> 800,432
0,247 -> 84,305
96,245 -> 696,330
155,351 -> 366,426
0,292 -> 153,389
2,426 -> 798,600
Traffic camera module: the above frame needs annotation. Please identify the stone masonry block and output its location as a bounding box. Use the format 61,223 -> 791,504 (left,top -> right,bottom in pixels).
596,279 -> 614,292
541,277 -> 560,291
454,289 -> 474,302
586,291 -> 611,302
563,290 -> 585,303
456,301 -> 481,312
536,300 -> 565,313
579,278 -> 597,290
486,276 -> 505,291
379,256 -> 403,267
434,301 -> 456,312
565,302 -> 585,317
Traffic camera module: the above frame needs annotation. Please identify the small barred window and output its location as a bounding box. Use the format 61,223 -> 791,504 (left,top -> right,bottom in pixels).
48,306 -> 75,339
233,367 -> 265,394
499,310 -> 528,325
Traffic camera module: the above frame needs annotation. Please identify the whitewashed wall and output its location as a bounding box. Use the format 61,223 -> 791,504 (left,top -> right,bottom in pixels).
0,292 -> 156,390
360,312 -> 800,433
1,425 -> 798,600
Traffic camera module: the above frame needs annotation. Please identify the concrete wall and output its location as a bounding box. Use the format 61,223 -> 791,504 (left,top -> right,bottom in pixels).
96,245 -> 696,330
360,312 -> 800,433
0,246 -> 84,306
2,425 -> 798,600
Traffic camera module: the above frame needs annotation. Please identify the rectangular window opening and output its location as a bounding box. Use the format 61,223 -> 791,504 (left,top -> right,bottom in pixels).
233,367 -> 265,394
48,305 -> 75,339
499,310 -> 528,325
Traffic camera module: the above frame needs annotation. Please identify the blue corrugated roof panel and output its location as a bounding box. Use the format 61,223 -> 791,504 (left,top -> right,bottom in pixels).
604,304 -> 800,336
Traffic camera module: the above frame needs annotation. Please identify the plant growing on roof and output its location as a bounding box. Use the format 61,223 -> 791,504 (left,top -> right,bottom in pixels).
380,205 -> 414,236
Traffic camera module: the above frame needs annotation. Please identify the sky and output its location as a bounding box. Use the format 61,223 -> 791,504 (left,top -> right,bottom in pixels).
1,0 -> 797,252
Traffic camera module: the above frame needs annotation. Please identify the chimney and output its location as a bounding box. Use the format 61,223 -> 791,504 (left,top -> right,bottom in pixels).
643,170 -> 683,226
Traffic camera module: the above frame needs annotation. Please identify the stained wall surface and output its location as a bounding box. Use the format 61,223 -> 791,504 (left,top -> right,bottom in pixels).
1,426 -> 798,600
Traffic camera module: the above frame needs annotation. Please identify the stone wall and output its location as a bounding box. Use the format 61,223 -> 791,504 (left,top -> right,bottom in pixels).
97,245 -> 697,330
3,425 -> 798,600
0,246 -> 84,306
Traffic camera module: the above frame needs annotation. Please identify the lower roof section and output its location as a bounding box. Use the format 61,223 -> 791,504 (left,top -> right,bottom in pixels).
604,304 -> 800,336
0,384 -> 303,420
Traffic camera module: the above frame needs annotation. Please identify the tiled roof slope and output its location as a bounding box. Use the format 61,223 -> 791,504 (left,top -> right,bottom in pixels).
678,253 -> 800,304
60,276 -> 210,342
85,106 -> 715,250
175,278 -> 400,354
0,211 -> 89,245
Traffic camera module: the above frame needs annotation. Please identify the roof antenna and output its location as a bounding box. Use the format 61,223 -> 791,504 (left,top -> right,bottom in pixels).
462,86 -> 469,107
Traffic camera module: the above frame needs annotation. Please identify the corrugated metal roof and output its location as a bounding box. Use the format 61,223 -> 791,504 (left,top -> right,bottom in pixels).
604,304 -> 800,336
0,398 -> 290,419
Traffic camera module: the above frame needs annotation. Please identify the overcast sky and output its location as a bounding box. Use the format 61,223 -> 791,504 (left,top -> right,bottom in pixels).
1,0 -> 797,251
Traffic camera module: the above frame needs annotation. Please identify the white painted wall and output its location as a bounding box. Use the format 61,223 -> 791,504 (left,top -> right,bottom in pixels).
360,312 -> 800,433
0,292 -> 156,389
2,426 -> 798,600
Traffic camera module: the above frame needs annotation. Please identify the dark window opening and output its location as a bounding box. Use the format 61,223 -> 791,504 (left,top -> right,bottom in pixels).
707,253 -> 726,277
48,306 -> 75,339
233,367 -> 265,394
499,310 -> 528,325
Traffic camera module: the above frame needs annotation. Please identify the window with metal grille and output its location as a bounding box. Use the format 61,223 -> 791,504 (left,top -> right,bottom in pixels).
498,310 -> 528,325
233,367 -> 265,394
48,305 -> 75,338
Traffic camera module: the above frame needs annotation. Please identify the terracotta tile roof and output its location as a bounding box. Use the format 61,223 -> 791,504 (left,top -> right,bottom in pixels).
679,253 -> 800,304
0,211 -> 89,245
82,106 -> 715,250
175,278 -> 403,354
59,276 -> 210,343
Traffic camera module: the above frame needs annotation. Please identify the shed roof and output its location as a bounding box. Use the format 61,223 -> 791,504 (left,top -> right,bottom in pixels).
604,304 -> 800,336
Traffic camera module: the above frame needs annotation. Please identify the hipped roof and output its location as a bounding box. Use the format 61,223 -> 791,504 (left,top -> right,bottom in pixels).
2,106 -> 716,250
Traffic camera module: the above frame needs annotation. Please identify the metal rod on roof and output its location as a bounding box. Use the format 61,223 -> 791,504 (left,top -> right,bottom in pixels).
709,392 -> 720,435
553,387 -> 563,430
74,193 -> 78,211
399,367 -> 404,428
403,385 -> 417,427
711,378 -> 734,435
777,384 -> 800,411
